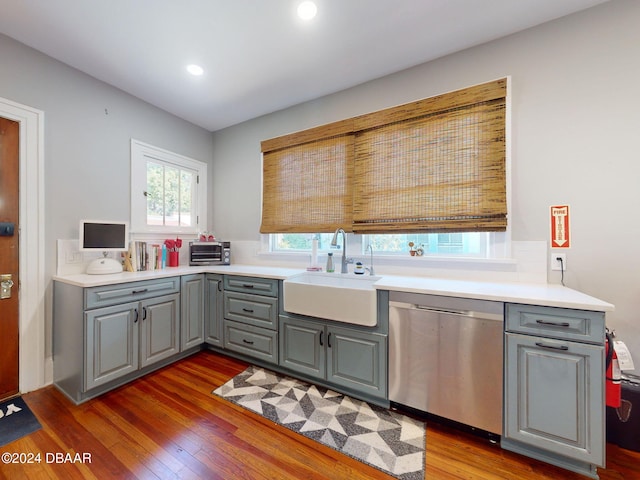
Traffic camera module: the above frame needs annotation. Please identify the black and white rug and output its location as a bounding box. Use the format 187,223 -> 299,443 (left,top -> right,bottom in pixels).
213,366 -> 426,480
0,396 -> 42,447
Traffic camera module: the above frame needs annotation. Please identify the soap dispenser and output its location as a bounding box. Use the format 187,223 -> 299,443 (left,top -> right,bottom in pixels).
354,261 -> 365,274
326,252 -> 334,273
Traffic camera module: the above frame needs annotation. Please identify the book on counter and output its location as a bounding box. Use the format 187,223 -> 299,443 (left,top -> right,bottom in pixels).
126,241 -> 167,272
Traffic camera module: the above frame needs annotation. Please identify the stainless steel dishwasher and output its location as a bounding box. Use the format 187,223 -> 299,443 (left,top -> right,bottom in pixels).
389,291 -> 504,435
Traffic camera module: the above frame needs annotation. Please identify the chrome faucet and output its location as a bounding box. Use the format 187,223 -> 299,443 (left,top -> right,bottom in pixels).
366,244 -> 375,276
331,228 -> 353,273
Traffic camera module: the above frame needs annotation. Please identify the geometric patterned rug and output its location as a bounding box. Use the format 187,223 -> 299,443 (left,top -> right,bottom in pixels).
213,365 -> 426,479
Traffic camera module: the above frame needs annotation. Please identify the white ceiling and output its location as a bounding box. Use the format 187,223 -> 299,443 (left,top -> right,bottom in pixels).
0,0 -> 608,132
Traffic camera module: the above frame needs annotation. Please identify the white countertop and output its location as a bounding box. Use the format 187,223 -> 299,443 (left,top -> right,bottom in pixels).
53,264 -> 614,312
374,275 -> 614,312
53,264 -> 302,287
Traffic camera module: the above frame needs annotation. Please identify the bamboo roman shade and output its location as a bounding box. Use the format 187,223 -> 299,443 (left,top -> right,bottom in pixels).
260,78 -> 507,234
261,132 -> 354,233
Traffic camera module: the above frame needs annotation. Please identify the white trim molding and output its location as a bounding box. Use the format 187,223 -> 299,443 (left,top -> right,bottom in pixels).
0,97 -> 46,393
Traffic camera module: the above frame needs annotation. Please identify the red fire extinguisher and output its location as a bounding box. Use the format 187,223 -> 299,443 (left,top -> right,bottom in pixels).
606,329 -> 622,408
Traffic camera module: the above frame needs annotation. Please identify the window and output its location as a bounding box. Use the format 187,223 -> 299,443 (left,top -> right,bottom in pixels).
260,78 -> 507,236
131,139 -> 207,234
270,232 -> 490,257
367,232 -> 485,256
271,233 -> 338,252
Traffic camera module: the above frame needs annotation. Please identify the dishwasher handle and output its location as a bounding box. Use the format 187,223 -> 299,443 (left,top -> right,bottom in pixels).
389,300 -> 503,321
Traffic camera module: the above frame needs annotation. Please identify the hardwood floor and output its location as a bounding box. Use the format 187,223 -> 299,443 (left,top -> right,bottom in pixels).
3,351 -> 639,479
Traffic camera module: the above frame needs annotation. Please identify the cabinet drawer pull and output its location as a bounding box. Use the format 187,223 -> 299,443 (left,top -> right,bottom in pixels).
242,284 -> 254,289
132,288 -> 149,294
142,307 -> 147,321
536,319 -> 571,328
535,342 -> 569,351
242,308 -> 254,313
327,332 -> 332,348
319,331 -> 324,346
242,339 -> 254,345
134,308 -> 139,323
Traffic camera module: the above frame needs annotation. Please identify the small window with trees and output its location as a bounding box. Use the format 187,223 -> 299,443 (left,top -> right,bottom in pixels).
130,139 -> 207,234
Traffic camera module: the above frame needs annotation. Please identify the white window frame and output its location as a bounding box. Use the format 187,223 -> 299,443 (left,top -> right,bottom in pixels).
267,231 -> 508,259
130,139 -> 207,234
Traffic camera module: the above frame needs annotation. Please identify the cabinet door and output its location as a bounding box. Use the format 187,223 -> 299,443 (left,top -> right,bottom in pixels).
504,333 -> 604,466
327,326 -> 387,398
205,275 -> 223,347
181,274 -> 205,350
140,293 -> 180,368
279,315 -> 325,380
85,301 -> 139,390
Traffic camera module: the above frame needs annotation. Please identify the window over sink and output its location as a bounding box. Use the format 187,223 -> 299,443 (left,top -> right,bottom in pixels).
270,231 -> 505,258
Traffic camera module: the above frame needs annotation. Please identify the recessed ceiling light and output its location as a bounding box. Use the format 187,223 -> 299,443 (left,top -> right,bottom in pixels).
186,64 -> 204,76
297,1 -> 317,20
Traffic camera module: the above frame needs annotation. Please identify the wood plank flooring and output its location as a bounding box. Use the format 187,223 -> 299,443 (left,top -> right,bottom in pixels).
2,351 -> 639,479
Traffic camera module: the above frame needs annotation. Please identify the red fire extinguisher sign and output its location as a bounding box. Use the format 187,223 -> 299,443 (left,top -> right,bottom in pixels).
551,205 -> 570,248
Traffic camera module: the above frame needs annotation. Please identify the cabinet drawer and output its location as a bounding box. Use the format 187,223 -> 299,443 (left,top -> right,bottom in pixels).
224,291 -> 278,330
85,277 -> 180,310
224,320 -> 278,363
224,275 -> 278,297
505,304 -> 605,344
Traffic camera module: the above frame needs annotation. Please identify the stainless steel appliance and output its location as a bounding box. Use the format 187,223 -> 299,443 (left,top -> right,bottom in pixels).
189,241 -> 231,266
389,291 -> 504,434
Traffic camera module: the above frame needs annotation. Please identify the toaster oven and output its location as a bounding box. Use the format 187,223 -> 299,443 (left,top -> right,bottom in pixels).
189,241 -> 231,266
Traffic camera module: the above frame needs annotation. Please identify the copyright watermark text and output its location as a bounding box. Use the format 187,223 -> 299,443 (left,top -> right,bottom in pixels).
2,451 -> 92,464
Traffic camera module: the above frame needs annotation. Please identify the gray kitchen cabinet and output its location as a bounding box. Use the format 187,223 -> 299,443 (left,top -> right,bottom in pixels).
54,277 -> 182,404
280,315 -> 325,379
279,314 -> 387,402
139,293 -> 180,367
502,303 -> 605,479
222,275 -> 279,363
85,301 -> 139,390
205,274 -> 223,347
86,291 -> 179,391
181,274 -> 205,350
327,324 -> 386,396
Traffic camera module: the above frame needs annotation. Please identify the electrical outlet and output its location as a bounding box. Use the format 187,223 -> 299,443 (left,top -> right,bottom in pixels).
65,250 -> 83,264
551,253 -> 567,271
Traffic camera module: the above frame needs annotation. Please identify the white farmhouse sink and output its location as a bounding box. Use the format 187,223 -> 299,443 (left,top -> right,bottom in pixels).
283,272 -> 380,326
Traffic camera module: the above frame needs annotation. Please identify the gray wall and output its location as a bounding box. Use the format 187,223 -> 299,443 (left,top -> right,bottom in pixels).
0,33 -> 214,358
211,0 -> 640,365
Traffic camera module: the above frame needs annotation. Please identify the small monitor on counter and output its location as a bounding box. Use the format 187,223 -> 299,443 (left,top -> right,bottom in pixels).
79,220 -> 129,274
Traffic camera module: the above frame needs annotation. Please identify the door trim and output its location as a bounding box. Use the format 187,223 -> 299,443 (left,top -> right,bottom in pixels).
0,97 -> 46,393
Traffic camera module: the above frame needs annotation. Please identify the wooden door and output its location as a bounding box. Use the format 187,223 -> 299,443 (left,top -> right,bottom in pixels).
0,117 -> 19,400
